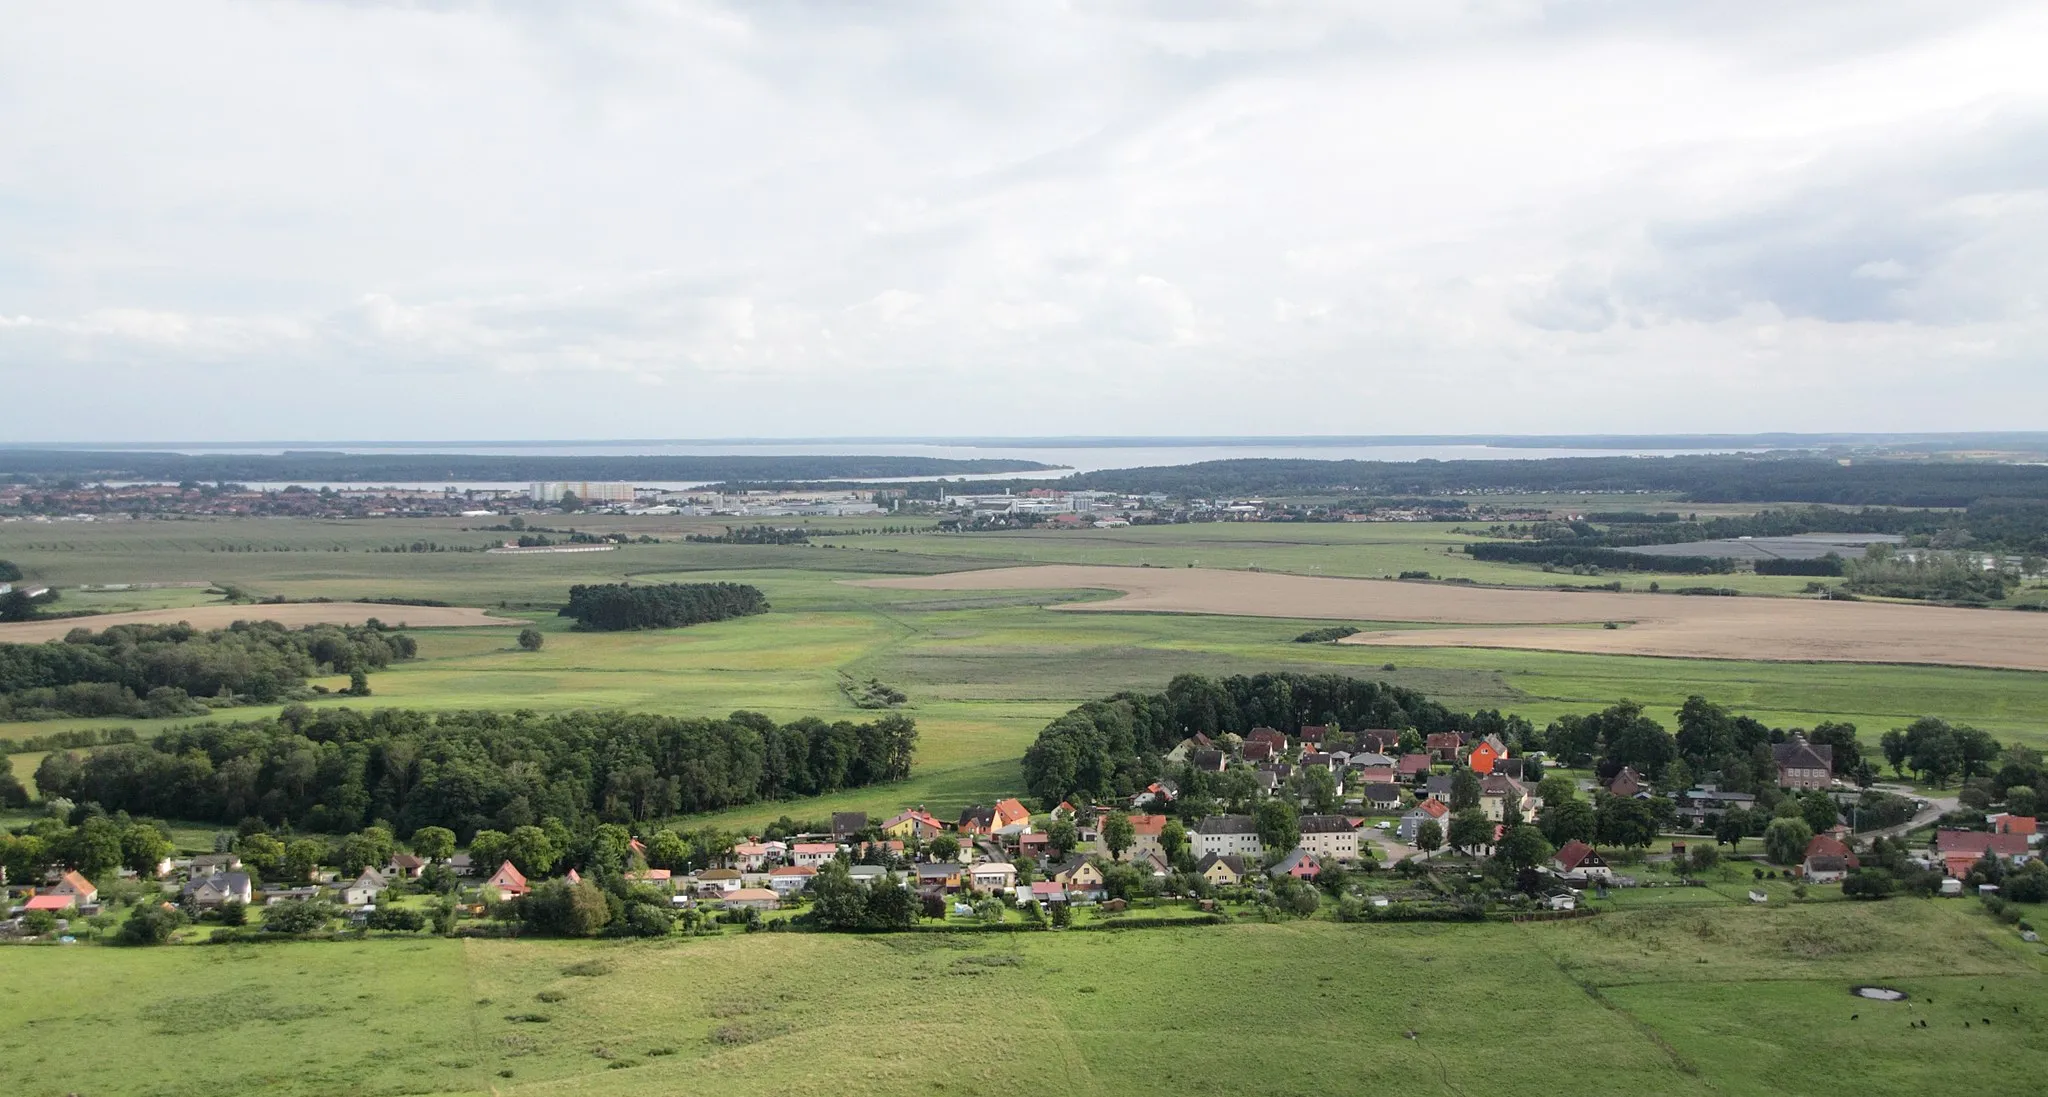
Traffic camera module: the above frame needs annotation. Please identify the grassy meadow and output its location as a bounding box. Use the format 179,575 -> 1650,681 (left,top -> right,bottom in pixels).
2,900 -> 2041,1097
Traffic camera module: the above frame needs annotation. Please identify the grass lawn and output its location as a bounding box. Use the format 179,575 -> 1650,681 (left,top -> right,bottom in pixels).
1,901 -> 2041,1096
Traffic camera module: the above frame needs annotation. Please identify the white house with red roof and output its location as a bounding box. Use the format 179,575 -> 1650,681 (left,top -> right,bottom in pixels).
1551,840 -> 1613,881
485,861 -> 529,898
792,842 -> 839,868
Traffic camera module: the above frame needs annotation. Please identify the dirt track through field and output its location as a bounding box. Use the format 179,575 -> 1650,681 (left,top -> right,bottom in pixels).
0,603 -> 520,642
854,565 -> 2048,671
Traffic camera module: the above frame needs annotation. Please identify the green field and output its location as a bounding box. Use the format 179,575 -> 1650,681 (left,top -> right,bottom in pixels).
1,901 -> 2040,1097
9,517 -> 2048,827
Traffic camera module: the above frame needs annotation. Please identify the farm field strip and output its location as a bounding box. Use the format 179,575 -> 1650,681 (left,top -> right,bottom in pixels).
856,565 -> 2048,671
0,602 -> 520,642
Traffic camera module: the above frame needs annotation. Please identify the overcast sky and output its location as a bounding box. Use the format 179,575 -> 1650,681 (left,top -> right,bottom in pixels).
3,1 -> 2046,442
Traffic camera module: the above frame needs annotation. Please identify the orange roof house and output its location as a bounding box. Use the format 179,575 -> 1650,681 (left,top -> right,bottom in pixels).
992,798 -> 1033,830
1468,740 -> 1501,775
24,893 -> 75,912
51,870 -> 98,904
1992,814 -> 2038,836
486,861 -> 529,898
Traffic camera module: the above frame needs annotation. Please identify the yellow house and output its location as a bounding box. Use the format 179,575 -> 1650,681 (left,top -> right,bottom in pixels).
1197,853 -> 1246,887
882,809 -> 946,841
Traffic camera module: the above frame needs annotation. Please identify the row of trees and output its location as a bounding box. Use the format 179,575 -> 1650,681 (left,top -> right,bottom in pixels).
0,620 -> 414,720
684,525 -> 809,545
32,706 -> 917,836
1463,542 -> 1734,574
558,582 -> 769,631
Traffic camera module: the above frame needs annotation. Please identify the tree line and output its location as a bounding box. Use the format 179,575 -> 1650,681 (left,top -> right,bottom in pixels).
1463,542 -> 1735,574
31,705 -> 918,836
0,621 -> 413,721
684,525 -> 810,545
1046,455 -> 2048,510
559,582 -> 769,631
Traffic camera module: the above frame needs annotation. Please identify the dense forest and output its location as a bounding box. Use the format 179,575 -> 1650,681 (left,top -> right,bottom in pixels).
32,706 -> 919,836
0,450 -> 1054,483
1053,456 -> 2048,511
0,621 -> 413,721
559,582 -> 769,631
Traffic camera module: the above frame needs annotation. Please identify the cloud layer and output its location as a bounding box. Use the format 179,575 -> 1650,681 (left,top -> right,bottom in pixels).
2,0 -> 2045,440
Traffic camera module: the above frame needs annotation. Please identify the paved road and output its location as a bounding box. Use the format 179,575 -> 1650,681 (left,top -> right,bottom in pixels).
1859,784 -> 1958,842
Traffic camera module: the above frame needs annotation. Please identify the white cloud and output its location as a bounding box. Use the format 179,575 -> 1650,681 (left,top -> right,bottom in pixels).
0,0 -> 2045,439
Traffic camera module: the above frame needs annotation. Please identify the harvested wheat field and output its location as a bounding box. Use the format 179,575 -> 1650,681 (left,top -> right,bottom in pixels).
855,565 -> 2048,671
0,602 -> 521,643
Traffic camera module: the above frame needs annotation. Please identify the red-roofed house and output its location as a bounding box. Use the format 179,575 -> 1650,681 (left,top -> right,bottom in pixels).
50,870 -> 97,905
993,798 -> 1033,831
1297,725 -> 1327,747
882,809 -> 946,841
1247,727 -> 1288,753
1120,815 -> 1169,861
1937,829 -> 2034,877
1425,732 -> 1462,762
24,893 -> 75,912
1802,835 -> 1859,882
486,861 -> 529,898
1992,814 -> 2039,837
1398,753 -> 1434,779
768,865 -> 816,896
792,843 -> 839,868
1551,839 -> 1613,881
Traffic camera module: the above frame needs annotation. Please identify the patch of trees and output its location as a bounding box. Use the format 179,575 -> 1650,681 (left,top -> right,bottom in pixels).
559,582 -> 769,631
842,677 -> 907,709
31,705 -> 918,834
0,586 -> 60,622
1877,716 -> 2004,786
1464,542 -> 1734,574
685,525 -> 810,545
802,859 -> 918,930
0,451 -> 1057,483
1843,546 -> 2011,602
1293,626 -> 1360,643
0,559 -> 21,581
1753,555 -> 1845,576
0,621 -> 413,721
1021,672 -> 1467,805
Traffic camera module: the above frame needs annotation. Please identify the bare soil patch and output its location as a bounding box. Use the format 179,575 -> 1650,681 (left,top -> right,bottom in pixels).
0,602 -> 521,642
853,565 -> 2048,671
